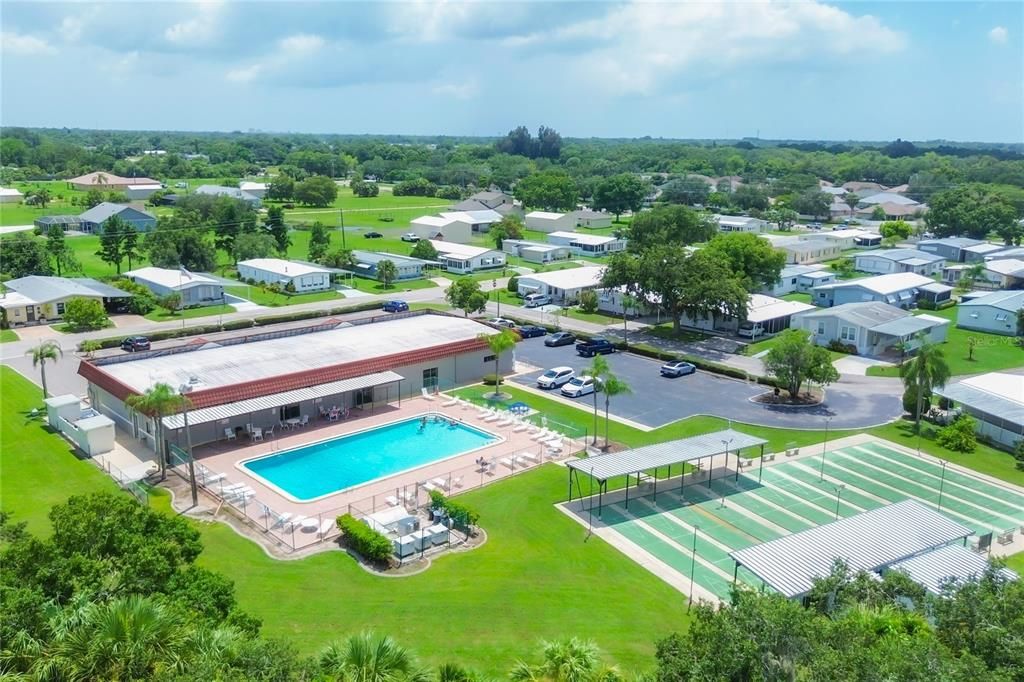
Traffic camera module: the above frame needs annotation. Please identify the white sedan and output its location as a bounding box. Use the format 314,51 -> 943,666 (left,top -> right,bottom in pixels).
561,375 -> 599,398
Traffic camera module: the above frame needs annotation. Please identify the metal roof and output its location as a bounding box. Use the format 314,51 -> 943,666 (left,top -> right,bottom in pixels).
731,500 -> 974,598
79,202 -> 154,223
888,544 -> 1017,595
934,373 -> 1024,426
4,275 -> 130,303
566,429 -> 767,481
959,289 -> 1024,312
162,370 -> 404,428
870,315 -> 947,337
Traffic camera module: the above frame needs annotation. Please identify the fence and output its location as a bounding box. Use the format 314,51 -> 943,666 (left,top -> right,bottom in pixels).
93,455 -> 150,505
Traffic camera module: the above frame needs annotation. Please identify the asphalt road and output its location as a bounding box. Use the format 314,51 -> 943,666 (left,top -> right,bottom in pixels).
512,337 -> 902,430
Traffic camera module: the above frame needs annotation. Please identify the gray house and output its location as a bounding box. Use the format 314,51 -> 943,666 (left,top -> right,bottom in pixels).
194,185 -> 262,207
962,242 -> 1010,263
349,251 -> 434,281
124,267 -> 225,307
956,290 -> 1024,336
792,302 -> 949,357
812,273 -> 950,309
78,203 -> 157,234
0,276 -> 131,325
917,237 -> 984,263
854,249 -> 945,276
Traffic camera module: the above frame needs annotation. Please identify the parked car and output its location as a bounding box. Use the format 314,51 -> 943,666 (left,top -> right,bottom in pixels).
575,338 -> 616,357
364,231 -> 383,239
523,293 -> 551,308
561,375 -> 599,398
382,300 -> 409,313
121,336 -> 151,352
545,331 -> 576,347
660,360 -> 696,377
537,366 -> 574,389
737,322 -> 765,339
517,325 -> 547,338
401,232 -> 419,242
489,317 -> 517,329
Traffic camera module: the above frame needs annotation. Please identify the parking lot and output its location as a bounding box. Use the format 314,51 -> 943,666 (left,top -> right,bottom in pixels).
512,337 -> 901,430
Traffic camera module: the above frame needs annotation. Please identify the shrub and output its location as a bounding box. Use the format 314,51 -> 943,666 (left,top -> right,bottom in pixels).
428,491 -> 480,531
62,297 -> 109,331
902,385 -> 931,416
826,339 -> 857,355
336,514 -> 393,563
578,289 -> 599,314
1013,440 -> 1024,471
936,415 -> 977,453
506,276 -> 520,293
482,373 -> 503,386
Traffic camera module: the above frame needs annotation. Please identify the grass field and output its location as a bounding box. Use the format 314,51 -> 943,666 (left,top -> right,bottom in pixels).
0,365 -> 687,675
866,307 -> 1023,377
344,276 -> 438,295
143,303 -> 235,322
223,285 -> 343,307
562,308 -> 623,326
1006,551 -> 1024,574
0,329 -> 19,343
781,292 -> 813,304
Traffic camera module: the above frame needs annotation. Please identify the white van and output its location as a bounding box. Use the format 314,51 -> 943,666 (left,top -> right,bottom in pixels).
523,293 -> 551,308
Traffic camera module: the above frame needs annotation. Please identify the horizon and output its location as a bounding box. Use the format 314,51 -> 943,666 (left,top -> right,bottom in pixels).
2,1 -> 1021,143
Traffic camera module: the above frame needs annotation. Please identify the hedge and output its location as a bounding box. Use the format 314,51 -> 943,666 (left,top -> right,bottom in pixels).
428,490 -> 480,531
336,513 -> 393,563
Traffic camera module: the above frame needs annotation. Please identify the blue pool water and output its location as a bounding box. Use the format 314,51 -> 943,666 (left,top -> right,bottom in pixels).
242,415 -> 498,500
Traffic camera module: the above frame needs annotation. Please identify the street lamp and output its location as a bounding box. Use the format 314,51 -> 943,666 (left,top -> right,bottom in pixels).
688,524 -> 699,610
493,279 -> 500,318
937,460 -> 948,512
834,484 -> 845,519
179,383 -> 198,507
819,416 -> 833,481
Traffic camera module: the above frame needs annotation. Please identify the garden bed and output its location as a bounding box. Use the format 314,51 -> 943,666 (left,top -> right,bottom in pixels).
752,387 -> 824,407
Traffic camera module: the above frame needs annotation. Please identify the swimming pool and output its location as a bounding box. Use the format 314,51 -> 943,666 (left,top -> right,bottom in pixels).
240,414 -> 499,501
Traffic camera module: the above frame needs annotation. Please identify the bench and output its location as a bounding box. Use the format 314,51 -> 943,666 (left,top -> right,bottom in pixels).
997,528 -> 1015,545
785,448 -> 799,457
636,473 -> 655,489
764,452 -> 776,462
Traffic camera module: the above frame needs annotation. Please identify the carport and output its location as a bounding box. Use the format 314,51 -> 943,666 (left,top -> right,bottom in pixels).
566,428 -> 768,517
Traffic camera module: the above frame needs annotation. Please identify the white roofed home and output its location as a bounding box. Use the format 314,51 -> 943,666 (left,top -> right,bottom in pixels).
934,372 -> 1024,448
239,181 -> 268,199
440,209 -> 502,233
573,209 -> 613,229
677,294 -> 814,335
501,239 -> 573,264
812,272 -> 950,309
764,264 -> 836,297
854,249 -> 944,276
236,258 -> 333,292
516,266 -> 605,304
547,231 -> 627,257
715,215 -> 768,233
0,187 -> 26,203
777,240 -> 842,265
793,301 -> 949,357
125,267 -> 225,307
956,290 -> 1024,336
428,240 -> 505,274
525,211 -> 576,233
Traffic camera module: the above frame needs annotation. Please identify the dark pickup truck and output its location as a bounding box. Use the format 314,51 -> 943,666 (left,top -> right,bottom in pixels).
575,338 -> 616,357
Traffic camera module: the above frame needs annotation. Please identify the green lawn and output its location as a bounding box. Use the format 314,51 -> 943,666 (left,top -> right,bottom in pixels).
0,365 -> 687,675
781,292 -> 813,304
561,308 -> 623,326
143,304 -> 235,322
741,336 -> 779,356
0,367 -> 117,535
866,307 -> 1023,377
0,329 -> 18,343
343,276 -> 439,294
224,285 -> 343,307
1005,551 -> 1024,574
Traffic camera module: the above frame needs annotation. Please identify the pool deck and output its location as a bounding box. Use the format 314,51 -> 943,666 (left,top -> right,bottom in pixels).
192,396 -> 573,522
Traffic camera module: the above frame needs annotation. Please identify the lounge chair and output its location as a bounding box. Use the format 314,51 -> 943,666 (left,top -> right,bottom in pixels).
452,476 -> 464,489
317,519 -> 335,539
521,451 -> 540,464
421,387 -> 435,401
476,408 -> 494,420
485,411 -> 502,423
513,420 -> 530,433
203,471 -> 226,484
530,429 -> 551,441
221,483 -> 247,493
500,457 -> 515,470
270,512 -> 293,529
422,481 -> 438,492
442,396 -> 458,407
385,495 -> 400,507
223,428 -> 236,441
432,477 -> 449,490
288,516 -> 308,532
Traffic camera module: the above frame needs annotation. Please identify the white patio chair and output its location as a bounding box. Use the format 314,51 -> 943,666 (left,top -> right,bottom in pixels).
442,395 -> 458,407
252,427 -> 263,442
223,428 -> 236,441
299,414 -> 309,427
421,387 -> 435,401
264,425 -> 275,439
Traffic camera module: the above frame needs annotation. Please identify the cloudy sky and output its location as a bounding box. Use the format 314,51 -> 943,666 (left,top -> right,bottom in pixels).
1,1 -> 1021,142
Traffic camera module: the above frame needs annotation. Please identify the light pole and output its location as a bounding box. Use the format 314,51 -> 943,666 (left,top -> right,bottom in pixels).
819,416 -> 832,481
179,383 -> 198,507
937,460 -> 948,512
834,484 -> 845,519
493,279 -> 500,318
688,524 -> 698,610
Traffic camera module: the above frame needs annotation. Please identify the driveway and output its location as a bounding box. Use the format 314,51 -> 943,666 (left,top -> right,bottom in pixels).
833,355 -> 894,376
512,337 -> 902,430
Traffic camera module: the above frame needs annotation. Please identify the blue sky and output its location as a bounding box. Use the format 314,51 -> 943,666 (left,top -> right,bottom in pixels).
1,1 -> 1021,142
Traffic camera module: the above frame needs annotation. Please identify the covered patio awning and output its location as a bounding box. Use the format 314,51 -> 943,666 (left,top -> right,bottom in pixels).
162,370 -> 404,428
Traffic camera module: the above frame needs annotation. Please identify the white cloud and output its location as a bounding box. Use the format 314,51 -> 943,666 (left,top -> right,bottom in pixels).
1,31 -> 56,56
279,33 -> 325,54
513,1 -> 908,95
388,1 -> 516,42
226,63 -> 263,84
165,1 -> 224,45
432,79 -> 479,100
988,26 -> 1008,44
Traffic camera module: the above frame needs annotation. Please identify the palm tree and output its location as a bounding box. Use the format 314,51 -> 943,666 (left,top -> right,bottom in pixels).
585,355 -> 610,446
318,632 -> 427,682
601,374 -> 631,450
899,334 -> 951,432
377,259 -> 398,289
126,382 -> 190,481
956,262 -> 986,293
510,638 -> 610,682
843,192 -> 859,219
478,329 -> 517,399
26,340 -> 63,398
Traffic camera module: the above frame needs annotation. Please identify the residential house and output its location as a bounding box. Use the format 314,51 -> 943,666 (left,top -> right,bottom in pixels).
239,181 -> 269,199
428,240 -> 505,274
678,294 -> 815,335
193,185 -> 262,207
33,215 -> 82,232
516,266 -> 605,304
765,264 -> 836,297
439,209 -> 502,234
858,192 -> 920,208
547,231 -> 627,257
68,171 -> 160,191
854,233 -> 884,249
125,184 -> 163,201
856,202 -> 922,221
802,228 -> 881,251
778,240 -> 842,265
78,202 -> 157,234
348,251 -> 433,281
978,259 -> 1024,289
500,239 -> 572,265
573,209 -> 613,229
812,272 -> 949,309
411,215 -> 469,243
792,302 -> 949,357
841,181 -> 886,194
854,249 -> 944,276
963,242 -> 1011,263
934,373 -> 1024,448
956,290 -> 1024,336
0,276 -> 131,325
821,186 -> 849,197
124,267 -> 225,307
715,215 -> 768,233
829,201 -> 855,221
917,237 -> 984,263
468,190 -> 515,209
0,187 -> 24,203
525,211 -> 576,233
236,258 -> 333,292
